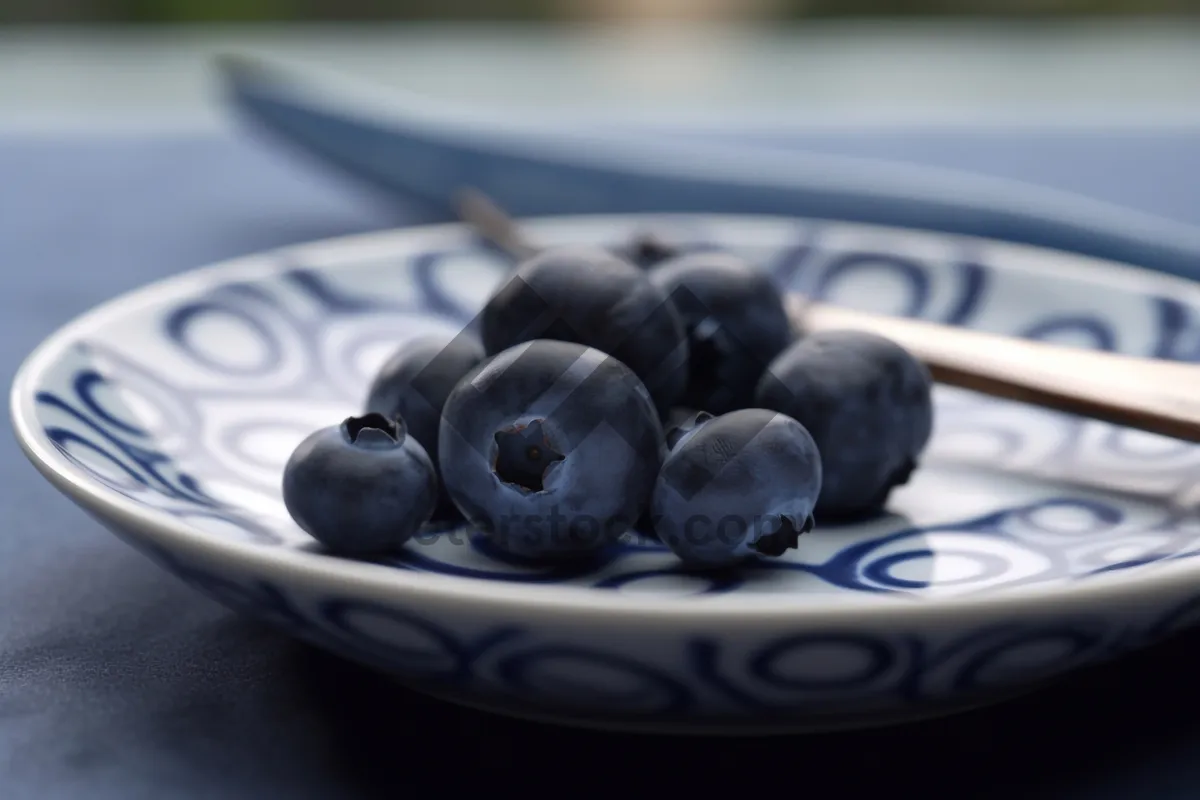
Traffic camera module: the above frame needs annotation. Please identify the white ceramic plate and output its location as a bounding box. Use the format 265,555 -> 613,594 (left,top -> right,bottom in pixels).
12,214 -> 1200,735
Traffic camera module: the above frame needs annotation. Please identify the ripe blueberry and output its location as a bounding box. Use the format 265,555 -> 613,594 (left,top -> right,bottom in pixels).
479,246 -> 689,414
648,251 -> 792,415
282,413 -> 438,555
755,329 -> 933,520
652,408 -> 822,569
439,339 -> 666,559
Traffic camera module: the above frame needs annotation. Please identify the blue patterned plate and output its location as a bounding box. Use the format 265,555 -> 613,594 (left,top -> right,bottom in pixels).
12,214 -> 1200,735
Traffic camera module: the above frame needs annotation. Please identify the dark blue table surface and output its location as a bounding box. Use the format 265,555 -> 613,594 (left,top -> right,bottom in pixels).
4,128 -> 1200,799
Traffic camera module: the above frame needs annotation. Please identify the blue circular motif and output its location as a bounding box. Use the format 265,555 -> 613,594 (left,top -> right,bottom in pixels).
1012,498 -> 1122,537
45,427 -> 149,494
593,567 -> 742,594
410,249 -> 484,323
494,645 -> 694,715
863,548 -> 1013,590
949,625 -> 1108,693
319,598 -> 469,681
74,370 -> 146,436
1151,297 -> 1200,361
1099,425 -> 1198,461
813,252 -> 930,317
164,300 -> 285,376
1021,315 -> 1117,350
942,259 -> 988,324
218,419 -> 320,472
749,633 -> 900,692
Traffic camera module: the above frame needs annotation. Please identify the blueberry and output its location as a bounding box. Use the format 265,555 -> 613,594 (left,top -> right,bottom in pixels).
282,412 -> 438,555
754,329 -> 933,520
438,339 -> 666,559
364,332 -> 485,520
647,251 -> 793,415
480,246 -> 689,414
651,408 -> 821,568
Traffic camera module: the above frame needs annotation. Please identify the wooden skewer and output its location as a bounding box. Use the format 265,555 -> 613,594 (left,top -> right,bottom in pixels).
454,188 -> 1200,444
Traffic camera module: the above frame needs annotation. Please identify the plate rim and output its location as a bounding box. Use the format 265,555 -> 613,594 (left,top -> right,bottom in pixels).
12,212 -> 1200,623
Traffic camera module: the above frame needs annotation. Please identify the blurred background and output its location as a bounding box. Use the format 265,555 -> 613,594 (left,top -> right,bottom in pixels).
3,0 -> 1197,129
1,0 -> 1197,263
0,0 -> 1196,23
0,0 -> 1196,272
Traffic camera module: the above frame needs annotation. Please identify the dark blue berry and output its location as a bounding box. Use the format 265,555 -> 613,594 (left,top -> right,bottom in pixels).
648,252 -> 793,415
480,246 -> 689,414
651,408 -> 821,568
282,413 -> 438,555
438,339 -> 666,559
364,332 -> 485,520
754,329 -> 933,520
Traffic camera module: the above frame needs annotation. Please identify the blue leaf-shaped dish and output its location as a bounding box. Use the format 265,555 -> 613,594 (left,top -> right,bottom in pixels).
216,54 -> 1200,281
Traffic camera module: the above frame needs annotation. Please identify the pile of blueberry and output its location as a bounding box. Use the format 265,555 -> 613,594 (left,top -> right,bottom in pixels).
282,236 -> 933,569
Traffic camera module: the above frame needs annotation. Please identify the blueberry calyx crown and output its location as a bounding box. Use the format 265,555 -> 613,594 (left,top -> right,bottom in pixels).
342,412 -> 406,449
752,514 -> 815,558
492,419 -> 565,493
